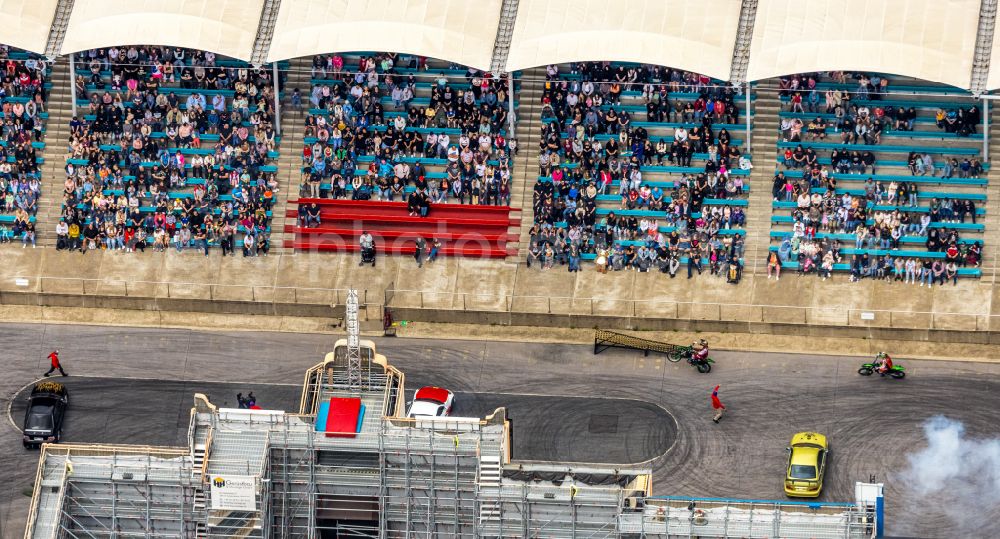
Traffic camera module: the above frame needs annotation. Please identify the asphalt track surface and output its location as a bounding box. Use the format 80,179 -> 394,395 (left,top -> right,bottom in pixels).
9,380 -> 675,464
0,323 -> 999,538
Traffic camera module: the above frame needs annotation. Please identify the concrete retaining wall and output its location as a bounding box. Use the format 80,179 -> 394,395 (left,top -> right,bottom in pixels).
0,249 -> 996,343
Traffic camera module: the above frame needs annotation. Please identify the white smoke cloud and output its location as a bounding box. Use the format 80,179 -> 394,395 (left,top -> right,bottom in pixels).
898,416 -> 1000,532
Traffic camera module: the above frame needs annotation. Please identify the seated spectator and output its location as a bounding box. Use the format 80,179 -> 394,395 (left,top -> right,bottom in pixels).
936,105 -> 979,137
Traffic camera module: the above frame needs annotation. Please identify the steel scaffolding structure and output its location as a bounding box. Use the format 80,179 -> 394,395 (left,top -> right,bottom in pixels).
25,445 -> 195,539
24,339 -> 882,539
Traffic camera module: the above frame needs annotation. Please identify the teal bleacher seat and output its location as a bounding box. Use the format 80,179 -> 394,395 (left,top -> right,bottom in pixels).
777,140 -> 979,155
779,95 -> 974,111
780,169 -> 988,186
810,81 -> 971,95
771,200 -> 986,215
770,214 -> 983,231
777,259 -> 981,276
0,215 -> 36,224
553,220 -> 745,236
781,111 -> 936,125
769,230 -> 980,245
805,187 -> 985,201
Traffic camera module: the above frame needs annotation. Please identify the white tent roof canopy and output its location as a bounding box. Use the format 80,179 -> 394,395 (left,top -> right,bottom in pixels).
0,0 -> 59,54
747,0 -> 981,90
5,0 -> 1000,90
267,0 -> 502,69
504,0 -> 740,81
59,0 -> 265,61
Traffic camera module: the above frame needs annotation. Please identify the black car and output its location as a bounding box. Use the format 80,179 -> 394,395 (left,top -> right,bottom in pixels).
22,381 -> 69,449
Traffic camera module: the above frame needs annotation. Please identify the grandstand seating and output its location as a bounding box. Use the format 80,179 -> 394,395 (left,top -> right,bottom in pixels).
61,47 -> 286,254
287,52 -> 519,257
0,47 -> 48,245
529,62 -> 751,274
285,199 -> 516,257
769,73 -> 985,281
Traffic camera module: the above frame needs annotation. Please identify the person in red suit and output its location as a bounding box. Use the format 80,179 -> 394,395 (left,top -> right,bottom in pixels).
44,350 -> 67,377
711,385 -> 725,423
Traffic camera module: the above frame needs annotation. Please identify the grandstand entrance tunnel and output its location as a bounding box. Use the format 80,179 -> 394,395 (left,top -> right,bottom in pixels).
9,376 -> 677,464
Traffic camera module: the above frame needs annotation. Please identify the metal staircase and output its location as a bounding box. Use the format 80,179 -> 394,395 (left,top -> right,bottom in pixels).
191,422 -> 210,538
477,454 -> 503,531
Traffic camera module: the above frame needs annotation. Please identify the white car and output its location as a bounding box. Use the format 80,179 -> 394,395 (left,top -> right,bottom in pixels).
407,387 -> 455,418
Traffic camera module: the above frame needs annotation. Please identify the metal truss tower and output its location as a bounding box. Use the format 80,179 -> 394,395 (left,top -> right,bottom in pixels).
346,289 -> 362,390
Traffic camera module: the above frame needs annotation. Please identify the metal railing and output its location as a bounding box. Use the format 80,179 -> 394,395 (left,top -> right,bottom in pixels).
24,277 -> 370,306
386,289 -> 997,332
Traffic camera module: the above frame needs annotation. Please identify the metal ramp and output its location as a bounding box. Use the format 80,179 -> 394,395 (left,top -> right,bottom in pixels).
593,329 -> 688,359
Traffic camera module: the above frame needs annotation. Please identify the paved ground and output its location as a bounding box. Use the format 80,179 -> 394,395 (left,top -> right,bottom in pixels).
9,380 -> 674,464
0,323 -> 998,538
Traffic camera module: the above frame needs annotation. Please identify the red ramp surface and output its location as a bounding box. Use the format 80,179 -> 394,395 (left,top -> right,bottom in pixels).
324,397 -> 362,438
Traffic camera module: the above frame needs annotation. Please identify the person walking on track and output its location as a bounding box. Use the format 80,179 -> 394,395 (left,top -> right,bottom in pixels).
711,385 -> 725,423
44,350 -> 68,377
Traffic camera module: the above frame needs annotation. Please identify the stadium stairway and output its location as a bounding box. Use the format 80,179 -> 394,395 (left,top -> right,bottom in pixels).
36,59 -> 73,247
271,56 -> 313,254
982,110 -> 1000,282
513,67 -> 546,258
745,82 -> 782,274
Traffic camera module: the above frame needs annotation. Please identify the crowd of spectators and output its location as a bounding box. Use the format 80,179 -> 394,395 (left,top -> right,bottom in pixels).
779,72 -> 985,188
934,105 -> 981,137
57,46 -> 279,255
530,62 -> 749,277
770,170 -> 983,282
772,71 -> 987,282
299,52 -> 515,215
779,72 -> 890,111
771,233 -> 981,285
0,46 -> 47,246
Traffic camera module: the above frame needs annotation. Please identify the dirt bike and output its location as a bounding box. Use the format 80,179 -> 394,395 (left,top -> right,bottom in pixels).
667,346 -> 714,373
858,362 -> 905,379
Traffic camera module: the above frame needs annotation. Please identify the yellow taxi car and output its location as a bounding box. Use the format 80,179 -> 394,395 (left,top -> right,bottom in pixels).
784,432 -> 828,497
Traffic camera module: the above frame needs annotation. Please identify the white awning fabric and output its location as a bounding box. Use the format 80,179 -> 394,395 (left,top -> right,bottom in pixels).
59,0 -> 265,61
0,0 -> 58,54
266,0 -> 503,70
986,19 -> 1000,90
747,0 -> 980,89
2,0 -> 999,91
504,0 -> 740,81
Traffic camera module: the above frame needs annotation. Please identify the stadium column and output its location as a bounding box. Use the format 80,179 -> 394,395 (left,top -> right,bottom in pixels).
69,55 -> 77,117
273,62 -> 281,136
986,99 -> 990,162
507,74 -> 515,139
745,82 -> 751,153
982,95 -> 998,162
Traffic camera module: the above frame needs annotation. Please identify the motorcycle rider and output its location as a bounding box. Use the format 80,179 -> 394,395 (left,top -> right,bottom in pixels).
691,339 -> 710,365
875,351 -> 893,375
